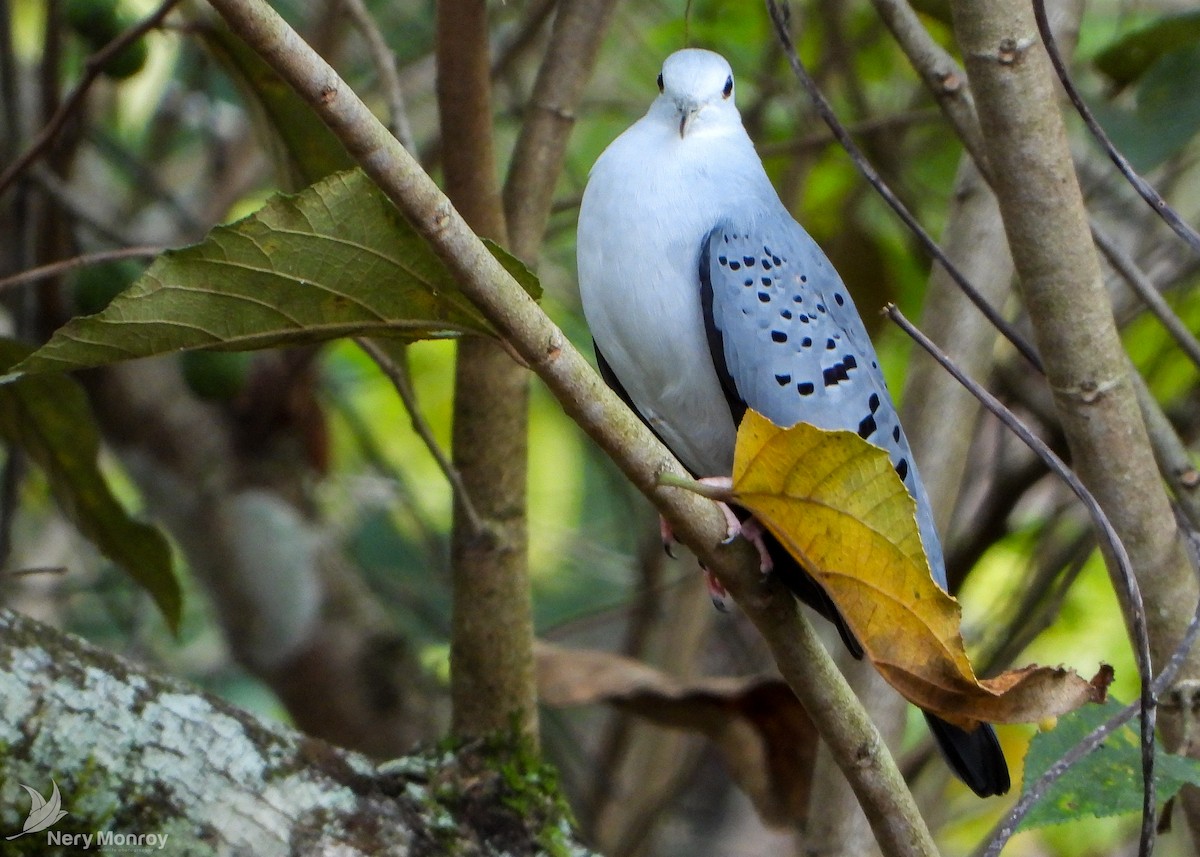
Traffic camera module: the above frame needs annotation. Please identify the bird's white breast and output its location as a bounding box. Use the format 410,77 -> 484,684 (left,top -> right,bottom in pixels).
578,117 -> 769,475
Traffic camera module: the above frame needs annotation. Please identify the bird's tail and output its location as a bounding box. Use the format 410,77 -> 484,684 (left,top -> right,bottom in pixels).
923,713 -> 1011,797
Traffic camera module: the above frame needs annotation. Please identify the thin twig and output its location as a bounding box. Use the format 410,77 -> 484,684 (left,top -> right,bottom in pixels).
871,0 -> 1200,390
3,565 -> 69,577
353,337 -> 484,536
887,304 -> 1157,857
1093,223 -> 1200,371
764,0 -> 1042,371
338,0 -> 416,153
1032,0 -> 1200,259
757,107 -> 941,158
0,246 -> 162,292
0,0 -> 182,199
1129,369 -> 1200,531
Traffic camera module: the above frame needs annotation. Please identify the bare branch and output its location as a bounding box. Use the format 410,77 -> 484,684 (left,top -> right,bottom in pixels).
503,0 -> 620,259
868,0 -> 988,171
869,0 -> 1200,588
973,576 -> 1200,857
1093,223 -> 1200,371
338,0 -> 416,152
888,303 -> 1156,854
0,246 -> 161,293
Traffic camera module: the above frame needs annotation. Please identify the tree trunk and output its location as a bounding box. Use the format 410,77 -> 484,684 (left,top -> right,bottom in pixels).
436,0 -> 537,744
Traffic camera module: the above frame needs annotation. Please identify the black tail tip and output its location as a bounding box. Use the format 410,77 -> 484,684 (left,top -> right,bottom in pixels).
924,713 -> 1011,798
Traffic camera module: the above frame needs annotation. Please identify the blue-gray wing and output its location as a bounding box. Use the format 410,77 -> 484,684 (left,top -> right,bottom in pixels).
699,219 -> 947,588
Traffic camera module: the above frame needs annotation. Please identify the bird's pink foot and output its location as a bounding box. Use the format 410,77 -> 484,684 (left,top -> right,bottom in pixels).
692,477 -> 773,574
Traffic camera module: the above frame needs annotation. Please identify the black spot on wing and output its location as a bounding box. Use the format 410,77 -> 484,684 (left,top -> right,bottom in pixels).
700,227 -> 748,426
895,458 -> 909,481
822,363 -> 849,387
820,353 -> 858,388
858,414 -> 877,439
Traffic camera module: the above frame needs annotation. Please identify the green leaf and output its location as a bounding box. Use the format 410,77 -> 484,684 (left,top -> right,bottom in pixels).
0,340 -> 181,630
198,20 -> 354,188
3,169 -> 540,379
1089,45 -> 1200,172
1018,698 -> 1200,830
1093,11 -> 1200,88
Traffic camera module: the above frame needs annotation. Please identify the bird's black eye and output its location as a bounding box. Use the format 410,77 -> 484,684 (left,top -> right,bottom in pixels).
657,72 -> 664,93
722,75 -> 733,99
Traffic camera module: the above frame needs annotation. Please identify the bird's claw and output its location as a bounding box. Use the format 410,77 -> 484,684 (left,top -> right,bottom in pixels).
703,566 -> 733,612
659,516 -> 677,559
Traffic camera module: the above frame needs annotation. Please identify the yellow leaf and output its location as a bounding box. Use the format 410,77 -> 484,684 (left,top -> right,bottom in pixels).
731,410 -> 1107,730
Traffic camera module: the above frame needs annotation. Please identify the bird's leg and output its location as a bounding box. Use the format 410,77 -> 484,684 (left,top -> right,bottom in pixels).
692,477 -> 773,574
659,515 -> 732,610
658,476 -> 774,587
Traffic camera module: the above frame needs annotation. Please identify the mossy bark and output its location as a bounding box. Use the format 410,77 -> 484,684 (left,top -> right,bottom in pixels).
0,610 -> 590,856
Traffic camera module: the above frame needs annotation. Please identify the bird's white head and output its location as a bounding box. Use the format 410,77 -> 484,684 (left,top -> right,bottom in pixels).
652,49 -> 739,139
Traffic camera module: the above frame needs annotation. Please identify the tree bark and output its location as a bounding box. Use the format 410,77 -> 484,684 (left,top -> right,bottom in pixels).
950,0 -> 1200,843
436,0 -> 537,744
0,609 -> 589,855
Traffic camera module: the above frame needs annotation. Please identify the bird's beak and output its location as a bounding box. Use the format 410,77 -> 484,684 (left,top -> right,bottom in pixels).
677,102 -> 701,138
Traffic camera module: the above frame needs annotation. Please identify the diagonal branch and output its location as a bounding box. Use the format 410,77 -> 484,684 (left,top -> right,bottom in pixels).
354,337 -> 483,535
950,2 -> 1200,851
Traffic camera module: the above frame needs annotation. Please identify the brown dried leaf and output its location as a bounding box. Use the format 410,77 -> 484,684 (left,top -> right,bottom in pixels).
535,641 -> 816,826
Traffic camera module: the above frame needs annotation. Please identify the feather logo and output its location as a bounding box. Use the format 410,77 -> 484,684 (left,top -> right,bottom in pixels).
6,779 -> 68,839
